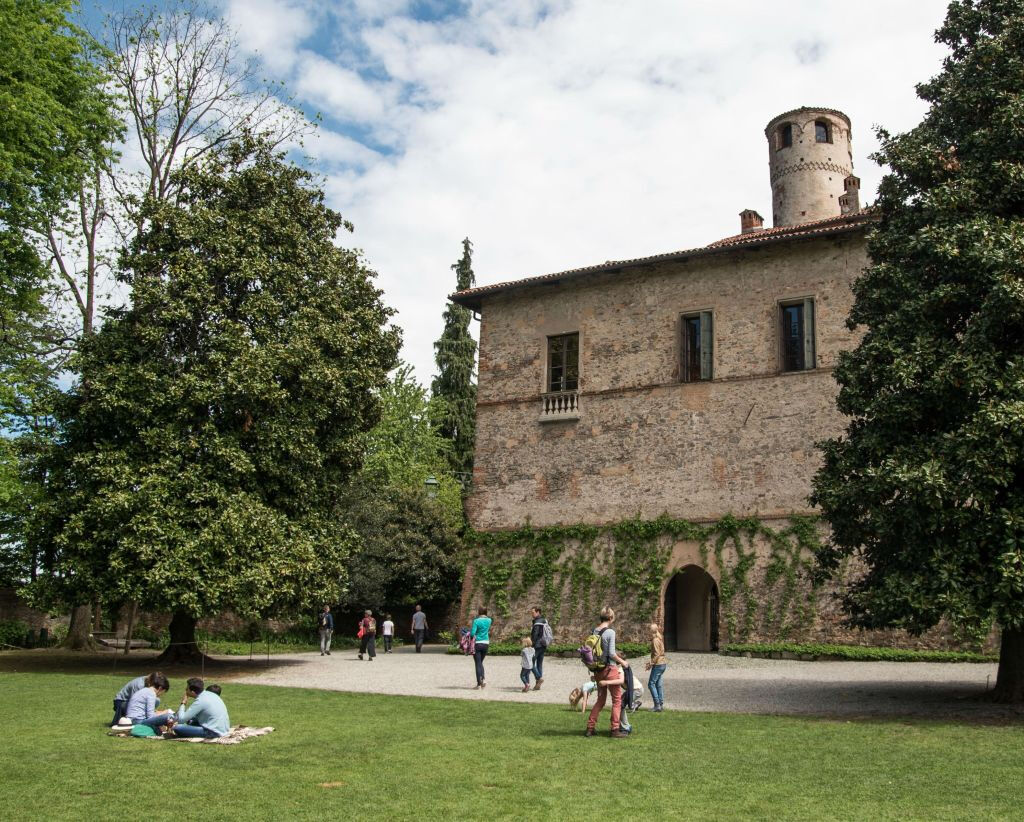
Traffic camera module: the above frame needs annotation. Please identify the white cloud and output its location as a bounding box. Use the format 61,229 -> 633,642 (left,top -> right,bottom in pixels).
225,0 -> 954,386
223,0 -> 317,72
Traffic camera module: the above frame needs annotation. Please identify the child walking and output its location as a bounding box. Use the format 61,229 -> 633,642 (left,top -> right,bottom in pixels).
646,622 -> 668,711
382,614 -> 395,653
520,637 -> 535,692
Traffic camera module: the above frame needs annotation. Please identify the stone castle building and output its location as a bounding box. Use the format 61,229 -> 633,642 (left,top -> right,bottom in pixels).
450,107 -> 972,651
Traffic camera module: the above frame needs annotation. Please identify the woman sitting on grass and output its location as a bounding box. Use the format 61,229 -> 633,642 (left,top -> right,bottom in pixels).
125,673 -> 175,734
172,677 -> 230,739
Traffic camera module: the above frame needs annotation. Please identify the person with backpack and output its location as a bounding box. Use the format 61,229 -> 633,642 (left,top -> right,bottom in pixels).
470,606 -> 492,688
583,606 -> 630,739
529,607 -> 553,690
318,605 -> 334,656
358,610 -> 377,661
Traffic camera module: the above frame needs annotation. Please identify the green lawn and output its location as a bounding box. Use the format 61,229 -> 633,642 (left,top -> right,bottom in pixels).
1,672 -> 1022,821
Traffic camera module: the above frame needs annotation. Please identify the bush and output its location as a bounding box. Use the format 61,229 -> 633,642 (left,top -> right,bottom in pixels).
721,642 -> 996,663
0,619 -> 29,649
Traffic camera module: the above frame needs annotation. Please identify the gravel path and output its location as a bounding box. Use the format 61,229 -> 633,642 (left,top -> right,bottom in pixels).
230,646 -> 1020,721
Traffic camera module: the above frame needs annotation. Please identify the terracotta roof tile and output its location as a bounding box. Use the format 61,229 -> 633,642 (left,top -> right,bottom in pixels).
450,209 -> 877,310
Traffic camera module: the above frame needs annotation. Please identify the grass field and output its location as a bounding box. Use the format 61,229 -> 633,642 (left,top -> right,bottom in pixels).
1,670 -> 1023,821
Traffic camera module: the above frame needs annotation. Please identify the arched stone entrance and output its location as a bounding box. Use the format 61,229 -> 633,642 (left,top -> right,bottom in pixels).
662,566 -> 719,652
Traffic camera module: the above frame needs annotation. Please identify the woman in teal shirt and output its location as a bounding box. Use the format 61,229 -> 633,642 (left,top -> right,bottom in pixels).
471,606 -> 492,688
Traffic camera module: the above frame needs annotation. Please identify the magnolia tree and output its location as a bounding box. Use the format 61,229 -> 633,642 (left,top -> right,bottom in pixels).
30,140 -> 400,662
811,0 -> 1024,702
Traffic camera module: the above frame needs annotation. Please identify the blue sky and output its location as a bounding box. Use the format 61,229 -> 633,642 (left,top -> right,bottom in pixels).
77,0 -> 953,384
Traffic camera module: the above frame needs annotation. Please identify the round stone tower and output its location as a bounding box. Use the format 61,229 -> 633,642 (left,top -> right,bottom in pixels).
765,107 -> 853,227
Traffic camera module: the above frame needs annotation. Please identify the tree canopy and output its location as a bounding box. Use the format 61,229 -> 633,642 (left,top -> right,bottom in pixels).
29,139 -> 401,659
811,0 -> 1024,701
432,238 -> 477,481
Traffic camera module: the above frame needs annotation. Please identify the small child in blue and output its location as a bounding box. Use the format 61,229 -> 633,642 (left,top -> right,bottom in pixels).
520,637 -> 535,692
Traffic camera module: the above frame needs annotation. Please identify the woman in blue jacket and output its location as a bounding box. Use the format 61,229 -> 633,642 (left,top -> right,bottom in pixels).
470,607 -> 492,689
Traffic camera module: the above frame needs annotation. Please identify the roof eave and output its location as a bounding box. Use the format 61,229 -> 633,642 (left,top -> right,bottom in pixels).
449,211 -> 877,311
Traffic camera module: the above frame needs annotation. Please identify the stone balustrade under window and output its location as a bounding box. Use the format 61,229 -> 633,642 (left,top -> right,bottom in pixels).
540,390 -> 580,421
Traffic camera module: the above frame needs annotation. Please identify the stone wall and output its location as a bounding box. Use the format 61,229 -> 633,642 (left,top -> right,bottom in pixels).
468,232 -> 868,530
461,229 -> 997,654
459,524 -> 998,654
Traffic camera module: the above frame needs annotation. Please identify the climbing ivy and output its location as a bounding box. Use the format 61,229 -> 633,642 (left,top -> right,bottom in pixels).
464,513 -> 824,642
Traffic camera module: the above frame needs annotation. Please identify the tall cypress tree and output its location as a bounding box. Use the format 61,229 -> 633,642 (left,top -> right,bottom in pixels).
811,0 -> 1024,701
432,238 -> 477,481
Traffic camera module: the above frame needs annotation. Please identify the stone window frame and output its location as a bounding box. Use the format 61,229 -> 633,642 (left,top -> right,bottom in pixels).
814,119 -> 833,144
777,296 -> 817,373
775,122 -> 794,150
678,308 -> 714,383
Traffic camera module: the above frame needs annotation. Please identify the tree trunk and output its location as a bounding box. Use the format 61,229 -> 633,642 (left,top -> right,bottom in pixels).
92,601 -> 103,632
154,610 -> 209,665
62,604 -> 98,650
991,626 -> 1024,703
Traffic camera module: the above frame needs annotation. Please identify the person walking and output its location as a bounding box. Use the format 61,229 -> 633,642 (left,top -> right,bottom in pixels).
470,606 -> 492,689
381,613 -> 394,653
529,606 -> 551,690
645,621 -> 668,711
318,605 -> 334,656
358,610 -> 377,661
585,606 -> 630,739
411,604 -> 428,652
520,637 -> 535,692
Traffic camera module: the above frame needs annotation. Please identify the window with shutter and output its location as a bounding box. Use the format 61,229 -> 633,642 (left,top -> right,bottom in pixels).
681,311 -> 713,382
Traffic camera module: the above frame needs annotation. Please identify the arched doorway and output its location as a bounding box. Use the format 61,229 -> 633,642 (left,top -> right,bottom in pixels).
662,566 -> 719,652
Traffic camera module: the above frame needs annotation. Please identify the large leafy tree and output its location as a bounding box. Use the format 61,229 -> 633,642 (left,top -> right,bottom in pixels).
811,0 -> 1024,701
339,364 -> 464,612
30,139 -> 401,662
0,0 -> 119,633
339,486 -> 462,614
431,238 -> 477,481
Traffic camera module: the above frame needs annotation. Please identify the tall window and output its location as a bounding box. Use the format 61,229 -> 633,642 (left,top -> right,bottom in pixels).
776,123 -> 793,149
780,299 -> 816,372
814,120 -> 831,143
681,311 -> 713,382
547,333 -> 579,392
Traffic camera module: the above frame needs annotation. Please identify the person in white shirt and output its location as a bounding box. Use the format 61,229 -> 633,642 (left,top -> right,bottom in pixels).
381,614 -> 395,653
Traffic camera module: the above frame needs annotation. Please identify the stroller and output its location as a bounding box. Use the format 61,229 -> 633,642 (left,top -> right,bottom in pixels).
619,666 -> 643,734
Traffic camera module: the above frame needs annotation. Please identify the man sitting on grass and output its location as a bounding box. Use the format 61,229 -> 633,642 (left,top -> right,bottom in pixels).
172,677 -> 230,739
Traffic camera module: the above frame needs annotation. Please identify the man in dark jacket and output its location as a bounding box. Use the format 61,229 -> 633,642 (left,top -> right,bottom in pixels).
529,607 -> 550,689
319,605 -> 334,656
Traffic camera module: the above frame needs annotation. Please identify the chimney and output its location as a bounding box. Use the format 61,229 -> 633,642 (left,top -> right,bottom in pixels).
740,209 -> 764,234
839,174 -> 861,215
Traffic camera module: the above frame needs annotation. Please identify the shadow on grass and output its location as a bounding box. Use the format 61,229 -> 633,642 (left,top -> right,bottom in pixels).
0,648 -> 310,679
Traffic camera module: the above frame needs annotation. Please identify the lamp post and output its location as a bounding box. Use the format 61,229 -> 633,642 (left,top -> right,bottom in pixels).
424,475 -> 439,498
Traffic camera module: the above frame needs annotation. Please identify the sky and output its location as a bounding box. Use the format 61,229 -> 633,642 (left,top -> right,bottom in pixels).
84,0 -> 954,386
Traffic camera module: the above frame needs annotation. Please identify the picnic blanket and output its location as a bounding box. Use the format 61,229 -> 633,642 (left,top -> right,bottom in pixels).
109,725 -> 274,745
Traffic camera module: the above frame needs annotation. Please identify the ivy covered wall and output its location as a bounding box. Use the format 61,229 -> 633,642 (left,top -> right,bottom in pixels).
460,513 -> 825,643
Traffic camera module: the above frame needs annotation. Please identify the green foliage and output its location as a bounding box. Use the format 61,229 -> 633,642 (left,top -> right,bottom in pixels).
338,484 -> 463,612
0,0 -> 119,280
358,363 -> 463,527
27,138 -> 401,622
811,1 -> 1024,648
0,619 -> 29,649
466,514 -> 823,639
722,642 -> 996,663
431,238 -> 477,479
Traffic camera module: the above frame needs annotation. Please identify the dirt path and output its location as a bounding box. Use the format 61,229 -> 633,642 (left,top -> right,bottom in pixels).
230,645 -> 1021,721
